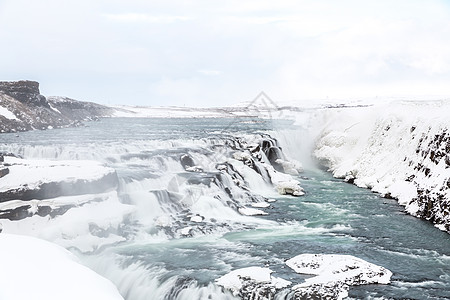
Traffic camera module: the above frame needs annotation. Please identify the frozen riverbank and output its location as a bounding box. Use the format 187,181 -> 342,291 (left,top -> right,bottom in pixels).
313,100 -> 450,233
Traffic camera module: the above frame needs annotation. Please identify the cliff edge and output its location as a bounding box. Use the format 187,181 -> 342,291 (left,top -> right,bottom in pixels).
0,80 -> 114,133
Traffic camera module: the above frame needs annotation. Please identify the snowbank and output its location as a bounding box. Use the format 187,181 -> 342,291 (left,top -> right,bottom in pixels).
0,233 -> 124,300
313,101 -> 450,232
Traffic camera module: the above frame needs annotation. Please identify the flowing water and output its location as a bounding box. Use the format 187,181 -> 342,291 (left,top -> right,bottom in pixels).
1,118 -> 449,300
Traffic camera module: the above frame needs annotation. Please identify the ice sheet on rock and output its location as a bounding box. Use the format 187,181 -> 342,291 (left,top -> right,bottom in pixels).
267,165 -> 304,196
1,191 -> 133,253
0,233 -> 123,300
216,266 -> 291,296
0,156 -> 116,191
286,254 -> 392,299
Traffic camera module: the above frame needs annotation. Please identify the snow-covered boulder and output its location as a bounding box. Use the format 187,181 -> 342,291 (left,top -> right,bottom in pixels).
0,233 -> 124,300
216,267 -> 291,299
286,254 -> 392,299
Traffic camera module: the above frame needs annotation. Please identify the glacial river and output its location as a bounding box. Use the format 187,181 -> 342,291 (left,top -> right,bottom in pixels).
1,118 -> 449,299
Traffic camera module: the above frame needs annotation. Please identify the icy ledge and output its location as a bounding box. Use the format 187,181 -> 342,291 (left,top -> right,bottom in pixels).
286,254 -> 392,299
0,233 -> 124,300
216,254 -> 391,299
0,156 -> 118,203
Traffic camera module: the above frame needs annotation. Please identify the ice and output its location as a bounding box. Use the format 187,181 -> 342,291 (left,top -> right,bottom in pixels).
0,233 -> 124,300
1,191 -> 133,252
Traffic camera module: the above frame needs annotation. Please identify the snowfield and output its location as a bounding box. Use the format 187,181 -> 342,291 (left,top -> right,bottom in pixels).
313,100 -> 450,232
0,233 -> 124,300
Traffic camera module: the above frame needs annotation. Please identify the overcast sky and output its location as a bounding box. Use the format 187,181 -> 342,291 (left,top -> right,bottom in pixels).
1,0 -> 450,107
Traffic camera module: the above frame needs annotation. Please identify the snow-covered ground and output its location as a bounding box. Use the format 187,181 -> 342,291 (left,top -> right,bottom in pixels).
0,233 -> 124,300
1,156 -> 116,193
313,100 -> 450,232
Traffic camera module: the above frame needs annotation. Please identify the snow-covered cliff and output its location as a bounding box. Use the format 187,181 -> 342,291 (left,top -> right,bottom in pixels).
313,101 -> 450,233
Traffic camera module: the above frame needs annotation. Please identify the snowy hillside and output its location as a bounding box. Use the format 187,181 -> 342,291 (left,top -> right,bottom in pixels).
313,101 -> 450,233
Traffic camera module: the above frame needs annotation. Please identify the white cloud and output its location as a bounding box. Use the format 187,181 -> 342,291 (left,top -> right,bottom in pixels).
197,70 -> 222,76
102,13 -> 192,23
1,0 -> 450,105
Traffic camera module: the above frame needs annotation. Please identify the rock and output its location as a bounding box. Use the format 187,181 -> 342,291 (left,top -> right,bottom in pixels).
0,168 -> 8,178
216,267 -> 291,298
286,254 -> 392,299
0,80 -> 115,134
180,154 -> 195,169
0,80 -> 49,107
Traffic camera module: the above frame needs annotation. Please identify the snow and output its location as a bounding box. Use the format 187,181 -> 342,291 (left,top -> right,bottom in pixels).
267,165 -> 305,196
313,101 -> 450,232
286,254 -> 392,299
190,215 -> 204,222
1,191 -> 134,252
232,151 -> 253,161
238,206 -> 268,216
251,202 -> 270,208
0,105 -> 18,120
112,105 -> 236,118
180,226 -> 193,235
0,156 -> 116,192
216,266 -> 291,295
0,233 -> 124,300
0,106 -> 19,121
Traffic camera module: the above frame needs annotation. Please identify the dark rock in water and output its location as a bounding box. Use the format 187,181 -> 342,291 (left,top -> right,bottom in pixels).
180,154 -> 195,169
0,167 -> 9,178
0,154 -> 3,162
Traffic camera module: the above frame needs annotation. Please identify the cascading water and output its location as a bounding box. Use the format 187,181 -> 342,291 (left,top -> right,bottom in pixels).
1,117 -> 449,300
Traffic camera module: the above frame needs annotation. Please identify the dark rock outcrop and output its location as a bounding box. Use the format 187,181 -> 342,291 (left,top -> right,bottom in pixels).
0,80 -> 115,133
0,80 -> 49,108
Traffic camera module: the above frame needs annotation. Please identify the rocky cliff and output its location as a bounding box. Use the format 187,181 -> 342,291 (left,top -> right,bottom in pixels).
0,80 -> 115,133
313,101 -> 450,233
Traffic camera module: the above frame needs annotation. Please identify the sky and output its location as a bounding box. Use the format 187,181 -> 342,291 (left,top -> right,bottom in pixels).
1,0 -> 450,107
